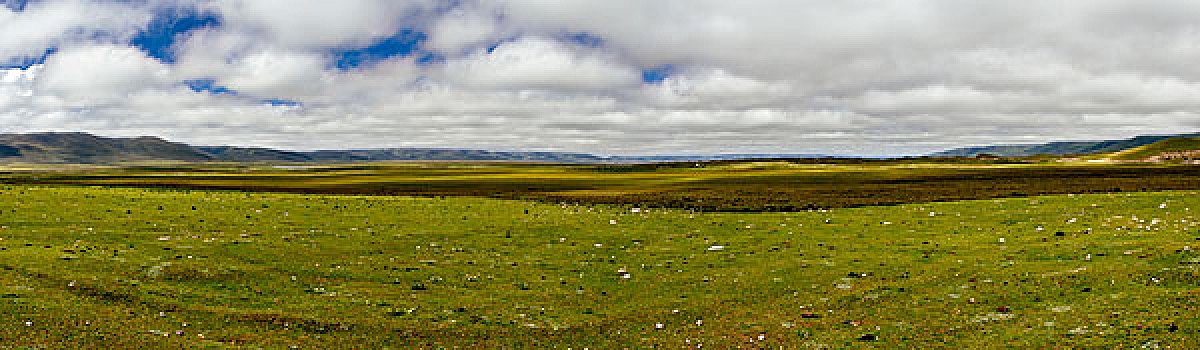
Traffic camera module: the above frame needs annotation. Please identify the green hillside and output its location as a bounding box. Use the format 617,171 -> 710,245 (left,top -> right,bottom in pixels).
0,133 -> 212,163
1110,137 -> 1200,161
931,133 -> 1200,158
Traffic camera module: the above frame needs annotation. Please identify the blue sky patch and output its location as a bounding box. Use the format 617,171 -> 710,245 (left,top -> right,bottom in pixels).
185,79 -> 303,107
642,65 -> 677,84
416,52 -> 446,65
184,79 -> 238,96
566,32 -> 606,48
132,9 -> 222,63
2,0 -> 29,11
331,30 -> 426,70
0,48 -> 54,69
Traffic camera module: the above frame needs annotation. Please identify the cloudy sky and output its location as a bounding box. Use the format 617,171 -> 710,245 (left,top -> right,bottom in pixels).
3,0 -> 1200,156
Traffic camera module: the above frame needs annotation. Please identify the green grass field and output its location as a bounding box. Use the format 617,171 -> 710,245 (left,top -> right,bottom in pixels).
1,171 -> 1198,347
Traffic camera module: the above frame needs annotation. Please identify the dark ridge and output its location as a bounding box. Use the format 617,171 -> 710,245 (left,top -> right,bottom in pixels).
0,145 -> 20,157
197,146 -> 313,162
4,131 -> 1199,164
0,132 -> 846,164
0,132 -> 211,163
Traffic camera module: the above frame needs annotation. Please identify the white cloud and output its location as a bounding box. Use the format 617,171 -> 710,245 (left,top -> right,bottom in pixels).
8,0 -> 1200,155
425,7 -> 502,54
218,49 -> 328,99
34,45 -> 173,106
0,66 -> 36,110
0,0 -> 155,64
643,68 -> 794,109
207,0 -> 435,49
171,28 -> 259,78
440,37 -> 642,92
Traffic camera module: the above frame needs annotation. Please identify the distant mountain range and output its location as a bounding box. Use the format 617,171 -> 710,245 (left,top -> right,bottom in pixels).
0,132 -> 840,164
0,133 -> 210,164
929,133 -> 1200,157
6,132 -> 1198,165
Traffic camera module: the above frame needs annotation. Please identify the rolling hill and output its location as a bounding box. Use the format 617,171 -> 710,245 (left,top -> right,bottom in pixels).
0,132 -> 212,163
0,133 -> 613,164
8,131 -> 1200,164
931,133 -> 1200,157
0,132 -> 840,164
1108,137 -> 1200,161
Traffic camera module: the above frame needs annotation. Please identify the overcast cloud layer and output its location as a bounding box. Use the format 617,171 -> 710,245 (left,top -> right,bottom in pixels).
3,0 -> 1200,155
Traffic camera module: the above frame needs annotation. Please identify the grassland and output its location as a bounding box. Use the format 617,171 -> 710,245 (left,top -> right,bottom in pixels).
6,160 -> 1200,211
0,161 -> 1198,348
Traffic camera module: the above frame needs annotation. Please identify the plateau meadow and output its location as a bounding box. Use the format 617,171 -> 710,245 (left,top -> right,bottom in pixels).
0,166 -> 1197,347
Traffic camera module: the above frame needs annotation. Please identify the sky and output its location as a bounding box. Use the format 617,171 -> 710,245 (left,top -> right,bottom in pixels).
2,1 -> 1200,156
